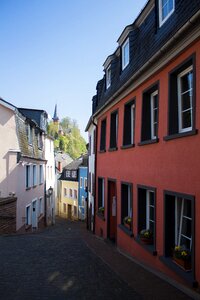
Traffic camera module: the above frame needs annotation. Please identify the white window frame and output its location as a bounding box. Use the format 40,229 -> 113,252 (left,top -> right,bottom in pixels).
25,204 -> 31,225
159,0 -> 175,27
122,38 -> 129,70
26,165 -> 31,189
175,197 -> 192,250
177,66 -> 193,133
39,165 -> 43,184
150,90 -> 158,139
28,125 -> 33,145
146,190 -> 155,231
106,64 -> 111,89
33,164 -> 37,186
72,170 -> 77,178
80,177 -> 83,188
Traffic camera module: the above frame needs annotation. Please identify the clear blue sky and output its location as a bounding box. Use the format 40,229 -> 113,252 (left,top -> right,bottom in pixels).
0,0 -> 147,139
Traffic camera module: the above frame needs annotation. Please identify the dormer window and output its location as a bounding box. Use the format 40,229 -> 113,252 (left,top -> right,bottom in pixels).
159,0 -> 175,27
106,65 -> 111,89
27,125 -> 33,145
122,38 -> 129,70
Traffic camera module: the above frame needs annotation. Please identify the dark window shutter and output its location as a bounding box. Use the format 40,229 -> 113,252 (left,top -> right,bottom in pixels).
100,119 -> 106,151
93,129 -> 96,154
123,105 -> 131,145
98,178 -> 103,207
138,188 -> 147,233
141,94 -> 151,141
110,112 -> 117,148
164,195 -> 175,256
92,173 -> 95,196
121,184 -> 128,222
169,74 -> 178,135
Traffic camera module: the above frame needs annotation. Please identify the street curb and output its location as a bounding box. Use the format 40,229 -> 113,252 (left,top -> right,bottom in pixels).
117,247 -> 200,300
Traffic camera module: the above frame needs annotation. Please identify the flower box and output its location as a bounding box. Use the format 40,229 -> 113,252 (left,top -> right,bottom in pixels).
124,222 -> 131,230
173,255 -> 191,271
140,237 -> 153,245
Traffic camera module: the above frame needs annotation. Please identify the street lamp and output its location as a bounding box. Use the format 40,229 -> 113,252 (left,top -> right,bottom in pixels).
48,186 -> 53,196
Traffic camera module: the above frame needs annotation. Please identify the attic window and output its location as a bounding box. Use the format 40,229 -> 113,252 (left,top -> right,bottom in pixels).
122,38 -> 129,70
27,125 -> 33,145
106,65 -> 111,89
159,0 -> 175,27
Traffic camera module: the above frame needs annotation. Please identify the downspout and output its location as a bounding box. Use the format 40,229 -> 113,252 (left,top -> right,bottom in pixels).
92,118 -> 98,235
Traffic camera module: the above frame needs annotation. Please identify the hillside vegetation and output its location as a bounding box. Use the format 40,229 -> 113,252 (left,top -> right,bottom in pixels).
47,117 -> 87,159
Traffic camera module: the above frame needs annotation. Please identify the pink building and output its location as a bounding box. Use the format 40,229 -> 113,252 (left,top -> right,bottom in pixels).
0,98 -> 47,232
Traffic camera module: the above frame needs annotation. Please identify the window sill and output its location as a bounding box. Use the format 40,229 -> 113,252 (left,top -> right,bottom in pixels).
96,212 -> 105,221
163,129 -> 198,141
121,144 -> 135,150
99,150 -> 106,153
108,147 -> 118,152
26,187 -> 31,191
135,236 -> 157,256
118,224 -> 134,237
159,256 -> 197,287
33,185 -> 37,188
138,138 -> 159,146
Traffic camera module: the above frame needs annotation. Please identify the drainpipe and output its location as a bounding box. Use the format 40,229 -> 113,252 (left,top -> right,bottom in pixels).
92,118 -> 97,235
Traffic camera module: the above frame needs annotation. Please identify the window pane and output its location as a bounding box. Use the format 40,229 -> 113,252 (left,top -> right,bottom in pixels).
183,199 -> 192,218
149,192 -> 154,206
182,218 -> 192,238
169,0 -> 173,11
150,206 -> 154,220
182,93 -> 192,111
162,4 -> 168,19
149,221 -> 154,232
180,235 -> 191,250
181,72 -> 193,94
182,110 -> 192,129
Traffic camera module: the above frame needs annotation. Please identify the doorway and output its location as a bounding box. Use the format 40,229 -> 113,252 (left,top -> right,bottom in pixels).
68,204 -> 72,219
32,199 -> 38,229
107,180 -> 117,243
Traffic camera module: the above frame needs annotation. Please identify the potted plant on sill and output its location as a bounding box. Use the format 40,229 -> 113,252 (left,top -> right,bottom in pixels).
139,229 -> 153,245
123,216 -> 132,230
173,245 -> 191,271
98,206 -> 105,216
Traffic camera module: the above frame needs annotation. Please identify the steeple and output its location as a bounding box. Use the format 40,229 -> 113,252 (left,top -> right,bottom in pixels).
52,104 -> 59,123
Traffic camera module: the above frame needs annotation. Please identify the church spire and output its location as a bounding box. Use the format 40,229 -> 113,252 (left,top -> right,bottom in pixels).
52,104 -> 59,123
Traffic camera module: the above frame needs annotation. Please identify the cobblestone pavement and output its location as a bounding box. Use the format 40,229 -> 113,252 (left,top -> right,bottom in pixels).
0,217 -> 199,300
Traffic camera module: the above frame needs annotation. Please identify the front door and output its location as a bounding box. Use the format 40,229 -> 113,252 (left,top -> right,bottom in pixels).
68,204 -> 72,219
32,200 -> 37,229
107,180 -> 117,242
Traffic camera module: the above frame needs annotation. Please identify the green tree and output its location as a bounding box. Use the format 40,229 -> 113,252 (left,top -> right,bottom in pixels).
47,117 -> 86,159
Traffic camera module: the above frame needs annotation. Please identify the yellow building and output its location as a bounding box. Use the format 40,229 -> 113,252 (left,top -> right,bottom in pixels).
59,159 -> 81,220
59,180 -> 78,219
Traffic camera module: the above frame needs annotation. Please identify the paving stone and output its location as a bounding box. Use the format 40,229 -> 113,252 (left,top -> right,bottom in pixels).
0,217 -> 199,300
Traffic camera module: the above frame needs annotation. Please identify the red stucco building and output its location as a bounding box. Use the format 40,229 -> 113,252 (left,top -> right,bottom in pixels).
90,0 -> 200,288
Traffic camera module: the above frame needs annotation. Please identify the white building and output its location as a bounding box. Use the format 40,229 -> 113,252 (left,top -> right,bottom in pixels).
45,135 -> 56,225
85,117 -> 96,231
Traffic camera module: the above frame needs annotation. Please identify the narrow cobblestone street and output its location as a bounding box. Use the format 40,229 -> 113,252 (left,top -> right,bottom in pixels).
0,218 -> 199,300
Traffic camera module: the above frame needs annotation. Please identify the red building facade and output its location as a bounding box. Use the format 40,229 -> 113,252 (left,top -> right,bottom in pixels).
91,0 -> 200,288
